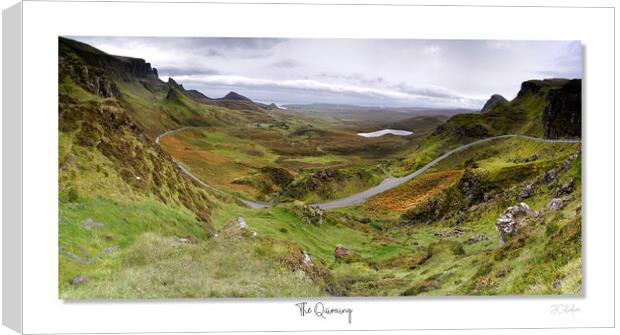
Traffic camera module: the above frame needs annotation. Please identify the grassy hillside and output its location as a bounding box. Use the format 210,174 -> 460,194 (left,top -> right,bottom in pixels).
58,37 -> 331,298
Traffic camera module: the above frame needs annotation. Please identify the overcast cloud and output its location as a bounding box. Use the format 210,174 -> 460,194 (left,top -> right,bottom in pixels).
70,36 -> 581,109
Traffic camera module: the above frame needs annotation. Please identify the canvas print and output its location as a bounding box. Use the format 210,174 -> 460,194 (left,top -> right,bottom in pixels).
58,36 -> 582,298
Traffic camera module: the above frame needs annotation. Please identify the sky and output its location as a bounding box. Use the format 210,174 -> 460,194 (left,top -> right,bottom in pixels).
71,36 -> 582,109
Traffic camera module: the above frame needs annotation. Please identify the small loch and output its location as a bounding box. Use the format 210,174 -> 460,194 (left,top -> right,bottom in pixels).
357,129 -> 413,138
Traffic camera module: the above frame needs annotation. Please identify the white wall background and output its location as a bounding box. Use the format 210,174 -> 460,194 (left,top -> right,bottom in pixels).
0,0 -> 620,334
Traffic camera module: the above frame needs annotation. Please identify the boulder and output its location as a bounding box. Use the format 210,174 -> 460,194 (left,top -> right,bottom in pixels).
495,203 -> 534,246
519,183 -> 535,199
539,168 -> 558,184
547,198 -> 565,211
554,178 -> 574,197
506,202 -> 536,217
561,158 -> 571,172
219,216 -> 252,238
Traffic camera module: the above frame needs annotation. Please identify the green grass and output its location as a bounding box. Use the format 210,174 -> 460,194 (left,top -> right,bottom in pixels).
62,233 -> 322,299
209,202 -> 412,265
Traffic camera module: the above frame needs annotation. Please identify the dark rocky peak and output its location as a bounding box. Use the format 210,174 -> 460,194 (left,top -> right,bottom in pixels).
222,91 -> 253,102
166,78 -> 211,102
480,94 -> 508,113
167,77 -> 184,90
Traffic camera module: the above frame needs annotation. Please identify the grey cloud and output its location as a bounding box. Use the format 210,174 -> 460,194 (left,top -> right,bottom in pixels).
177,74 -> 484,108
270,59 -> 301,68
156,66 -> 220,77
390,82 -> 466,100
71,36 -> 581,108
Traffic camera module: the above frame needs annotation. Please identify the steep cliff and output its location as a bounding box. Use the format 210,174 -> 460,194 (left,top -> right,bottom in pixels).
542,79 -> 582,139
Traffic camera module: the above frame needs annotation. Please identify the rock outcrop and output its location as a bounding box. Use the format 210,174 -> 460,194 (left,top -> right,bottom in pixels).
519,183 -> 535,199
539,168 -> 558,184
458,169 -> 489,206
218,216 -> 257,238
61,60 -> 118,98
546,195 -> 575,212
297,205 -> 325,225
166,77 -> 211,102
495,202 -> 536,246
554,178 -> 575,197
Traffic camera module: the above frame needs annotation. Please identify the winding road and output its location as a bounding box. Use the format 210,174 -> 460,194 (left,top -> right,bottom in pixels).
156,128 -> 580,210
313,135 -> 580,209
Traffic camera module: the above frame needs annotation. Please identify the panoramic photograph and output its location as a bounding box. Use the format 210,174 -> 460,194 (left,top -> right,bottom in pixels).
58,36 -> 582,298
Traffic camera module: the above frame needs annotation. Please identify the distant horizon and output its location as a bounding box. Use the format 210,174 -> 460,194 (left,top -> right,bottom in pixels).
69,36 -> 582,109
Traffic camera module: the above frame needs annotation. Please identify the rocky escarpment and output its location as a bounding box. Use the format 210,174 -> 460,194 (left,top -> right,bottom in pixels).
480,94 -> 508,113
542,79 -> 581,139
59,37 -> 160,82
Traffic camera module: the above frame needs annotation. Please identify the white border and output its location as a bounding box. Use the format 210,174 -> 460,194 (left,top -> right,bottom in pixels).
15,1 -> 615,333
